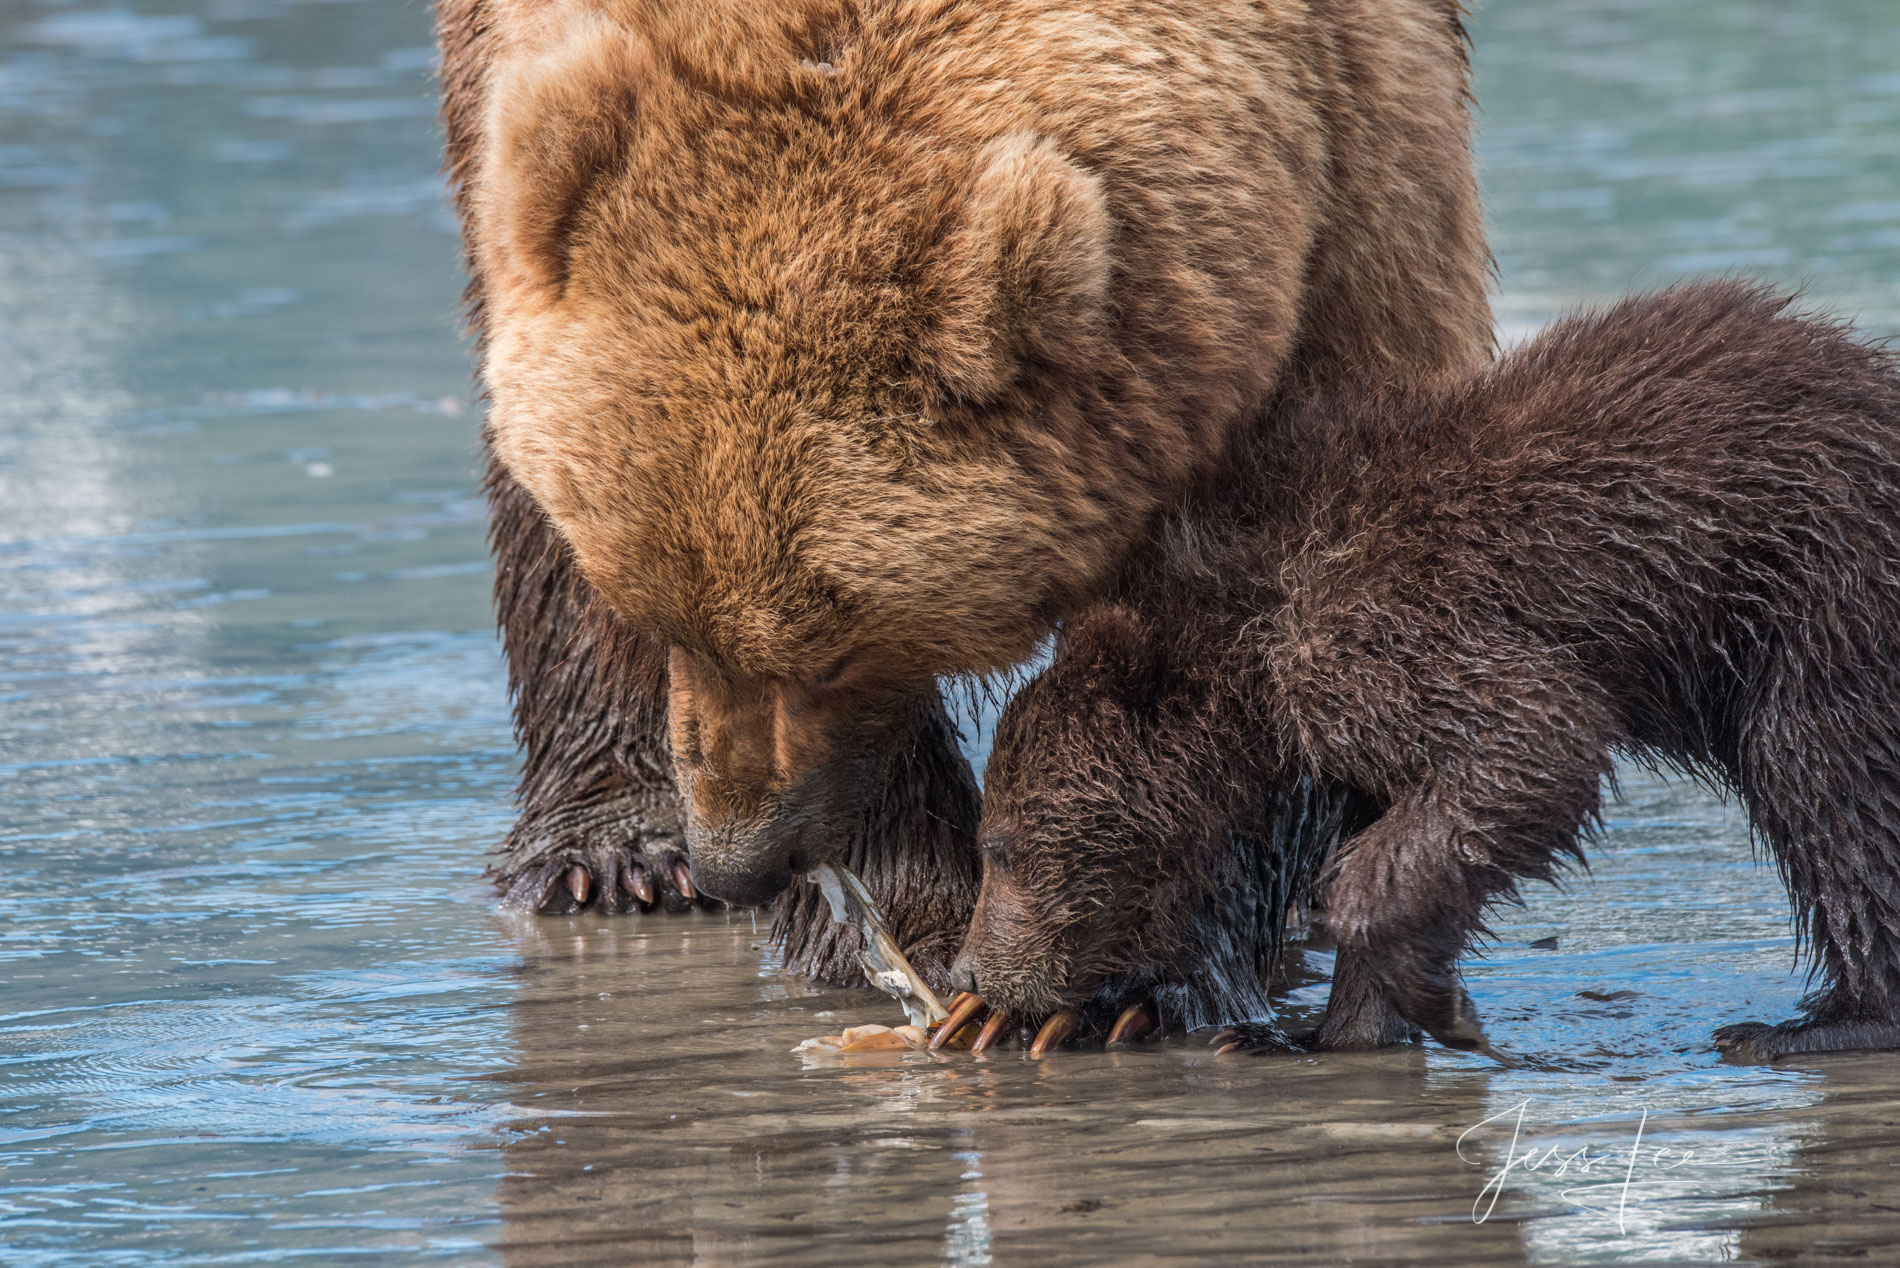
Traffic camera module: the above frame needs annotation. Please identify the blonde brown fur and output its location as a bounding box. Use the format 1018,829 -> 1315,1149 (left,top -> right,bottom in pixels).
438,0 -> 1491,916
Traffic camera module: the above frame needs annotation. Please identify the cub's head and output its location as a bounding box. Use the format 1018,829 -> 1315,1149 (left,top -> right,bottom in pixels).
468,4 -> 1126,900
952,606 -> 1233,1021
953,603 -> 1345,1035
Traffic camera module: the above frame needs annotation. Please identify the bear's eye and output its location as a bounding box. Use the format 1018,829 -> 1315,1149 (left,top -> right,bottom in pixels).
809,656 -> 849,690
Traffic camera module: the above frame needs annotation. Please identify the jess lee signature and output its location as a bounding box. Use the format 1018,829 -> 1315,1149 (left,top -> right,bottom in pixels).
1456,1100 -> 1698,1231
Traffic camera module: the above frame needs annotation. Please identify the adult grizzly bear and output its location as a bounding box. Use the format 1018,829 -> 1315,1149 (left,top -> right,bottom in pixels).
949,283 -> 1900,1062
435,0 -> 1492,983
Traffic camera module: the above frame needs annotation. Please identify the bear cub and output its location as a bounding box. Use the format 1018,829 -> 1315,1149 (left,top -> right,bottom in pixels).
949,282 -> 1900,1062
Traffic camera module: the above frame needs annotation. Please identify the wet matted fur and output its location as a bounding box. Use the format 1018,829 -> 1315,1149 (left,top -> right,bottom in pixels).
960,282 -> 1900,1061
434,0 -> 1492,982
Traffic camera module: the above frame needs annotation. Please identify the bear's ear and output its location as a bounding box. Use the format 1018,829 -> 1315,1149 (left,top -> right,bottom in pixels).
480,15 -> 647,297
923,135 -> 1113,403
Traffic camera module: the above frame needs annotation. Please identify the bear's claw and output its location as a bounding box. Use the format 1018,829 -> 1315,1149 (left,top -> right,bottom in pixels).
928,991 -> 988,1050
1029,1010 -> 1082,1057
624,865 -> 654,907
922,995 -> 1171,1055
971,1008 -> 1020,1053
490,783 -> 713,916
498,842 -> 706,915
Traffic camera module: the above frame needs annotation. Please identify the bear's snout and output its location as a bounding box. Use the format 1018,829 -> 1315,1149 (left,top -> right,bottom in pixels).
686,852 -> 795,907
680,801 -> 829,906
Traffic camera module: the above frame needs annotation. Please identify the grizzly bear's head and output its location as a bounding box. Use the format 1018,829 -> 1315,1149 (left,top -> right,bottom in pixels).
467,5 -> 1139,900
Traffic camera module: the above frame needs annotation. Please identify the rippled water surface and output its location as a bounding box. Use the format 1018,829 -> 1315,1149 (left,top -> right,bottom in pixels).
3,1 -> 1898,1263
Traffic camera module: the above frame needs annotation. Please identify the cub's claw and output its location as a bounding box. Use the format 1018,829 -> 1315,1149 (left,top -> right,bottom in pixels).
971,1009 -> 1018,1053
924,996 -> 1149,1057
1106,1003 -> 1156,1046
929,992 -> 988,1050
1211,1022 -> 1299,1055
1029,1010 -> 1081,1057
498,842 -> 708,916
490,783 -> 699,916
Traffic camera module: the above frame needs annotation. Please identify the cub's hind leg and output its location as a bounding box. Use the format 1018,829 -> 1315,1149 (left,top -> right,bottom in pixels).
1716,664 -> 1900,1060
1301,943 -> 1418,1050
1279,634 -> 1616,1052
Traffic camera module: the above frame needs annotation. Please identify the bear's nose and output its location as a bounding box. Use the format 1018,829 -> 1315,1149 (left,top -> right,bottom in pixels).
947,960 -> 979,996
687,856 -> 792,907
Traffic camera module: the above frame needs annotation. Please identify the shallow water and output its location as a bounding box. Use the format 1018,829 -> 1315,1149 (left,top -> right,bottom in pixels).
2,1 -> 1898,1263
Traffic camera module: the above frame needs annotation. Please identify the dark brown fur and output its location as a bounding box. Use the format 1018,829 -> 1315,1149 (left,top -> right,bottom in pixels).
435,0 -> 1491,977
960,283 -> 1900,1061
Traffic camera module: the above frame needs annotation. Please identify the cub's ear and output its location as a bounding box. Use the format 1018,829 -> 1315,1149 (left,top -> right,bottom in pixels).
1064,604 -> 1164,696
924,135 -> 1113,402
480,16 -> 647,297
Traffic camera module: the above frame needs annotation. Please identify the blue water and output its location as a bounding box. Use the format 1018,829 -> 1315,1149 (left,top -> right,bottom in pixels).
1,1 -> 1897,1263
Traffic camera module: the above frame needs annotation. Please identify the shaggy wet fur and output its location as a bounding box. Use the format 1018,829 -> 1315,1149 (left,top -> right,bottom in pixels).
483,447 -> 984,980
959,283 -> 1900,1061
435,0 -> 1494,927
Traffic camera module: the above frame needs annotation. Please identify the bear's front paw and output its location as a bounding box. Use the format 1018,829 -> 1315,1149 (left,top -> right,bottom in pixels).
490,785 -> 713,916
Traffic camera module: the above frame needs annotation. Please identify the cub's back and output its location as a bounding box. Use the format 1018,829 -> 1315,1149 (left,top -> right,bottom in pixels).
1275,283 -> 1900,656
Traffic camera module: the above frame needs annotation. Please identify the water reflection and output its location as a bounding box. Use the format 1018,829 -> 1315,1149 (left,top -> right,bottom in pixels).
489,917 -> 1527,1265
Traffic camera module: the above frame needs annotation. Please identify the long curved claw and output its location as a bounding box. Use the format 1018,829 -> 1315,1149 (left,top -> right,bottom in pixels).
1106,1004 -> 1156,1047
1210,1022 -> 1299,1055
671,861 -> 697,901
623,864 -> 655,908
928,992 -> 988,1051
529,863 -> 566,913
566,865 -> 592,907
971,1009 -> 1018,1053
1029,1010 -> 1081,1058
